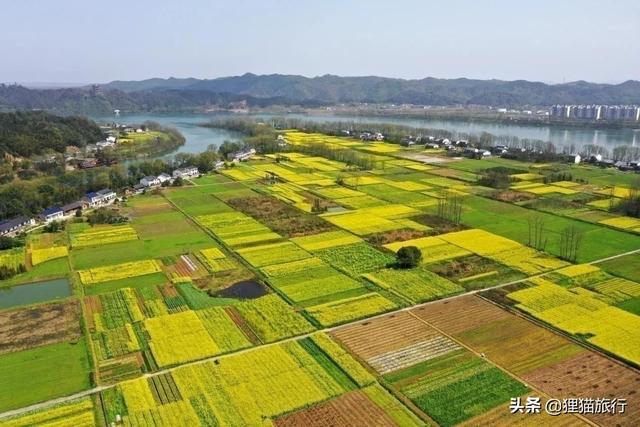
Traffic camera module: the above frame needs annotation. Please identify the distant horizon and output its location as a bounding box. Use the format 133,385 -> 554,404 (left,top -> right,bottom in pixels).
5,72 -> 639,90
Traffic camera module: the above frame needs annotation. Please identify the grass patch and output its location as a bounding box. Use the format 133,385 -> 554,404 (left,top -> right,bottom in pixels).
0,339 -> 91,412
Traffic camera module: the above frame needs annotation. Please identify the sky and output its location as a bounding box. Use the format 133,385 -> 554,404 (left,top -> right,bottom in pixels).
1,0 -> 638,85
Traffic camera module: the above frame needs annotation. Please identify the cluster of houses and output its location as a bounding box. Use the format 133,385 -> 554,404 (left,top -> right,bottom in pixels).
423,137 -> 493,158
359,132 -> 385,142
0,189 -> 117,237
581,155 -> 640,172
2,164 -> 208,236
131,166 -> 200,194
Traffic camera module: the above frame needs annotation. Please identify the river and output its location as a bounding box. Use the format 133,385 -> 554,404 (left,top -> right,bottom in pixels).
93,112 -> 640,158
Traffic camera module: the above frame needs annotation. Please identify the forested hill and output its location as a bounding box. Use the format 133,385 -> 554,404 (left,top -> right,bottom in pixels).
0,111 -> 104,157
2,75 -> 640,115
103,74 -> 640,106
0,84 -> 308,116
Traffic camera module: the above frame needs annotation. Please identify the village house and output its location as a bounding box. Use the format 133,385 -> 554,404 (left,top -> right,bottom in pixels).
172,166 -> 199,179
40,207 -> 64,223
231,148 -> 256,162
84,189 -> 117,208
132,183 -> 146,194
96,140 -> 115,150
215,161 -> 225,170
140,176 -> 161,187
359,132 -> 385,142
157,173 -> 172,185
0,216 -> 35,237
61,201 -> 84,217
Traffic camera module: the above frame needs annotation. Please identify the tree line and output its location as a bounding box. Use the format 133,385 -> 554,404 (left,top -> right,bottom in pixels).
0,111 -> 104,157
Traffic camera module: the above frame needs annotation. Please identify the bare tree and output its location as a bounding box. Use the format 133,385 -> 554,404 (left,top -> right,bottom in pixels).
559,225 -> 584,262
437,191 -> 463,224
527,216 -> 547,251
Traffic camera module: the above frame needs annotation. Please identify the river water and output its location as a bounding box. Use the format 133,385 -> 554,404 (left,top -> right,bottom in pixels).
93,112 -> 640,158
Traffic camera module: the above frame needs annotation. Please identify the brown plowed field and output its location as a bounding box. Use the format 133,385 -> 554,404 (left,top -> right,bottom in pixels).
410,294 -> 510,334
459,396 -> 589,427
410,295 -> 640,426
523,351 -> 640,426
331,311 -> 438,360
412,295 -> 585,376
274,390 -> 397,427
0,300 -> 81,354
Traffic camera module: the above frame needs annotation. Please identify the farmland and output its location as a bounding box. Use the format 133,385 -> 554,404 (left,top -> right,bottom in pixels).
1,128 -> 640,425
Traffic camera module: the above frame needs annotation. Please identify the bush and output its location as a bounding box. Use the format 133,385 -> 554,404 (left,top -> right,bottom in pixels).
43,221 -> 65,233
0,236 -> 24,250
396,246 -> 422,268
87,208 -> 128,225
478,170 -> 513,189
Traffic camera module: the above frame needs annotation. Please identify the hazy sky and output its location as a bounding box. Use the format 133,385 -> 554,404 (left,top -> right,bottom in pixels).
2,0 -> 638,84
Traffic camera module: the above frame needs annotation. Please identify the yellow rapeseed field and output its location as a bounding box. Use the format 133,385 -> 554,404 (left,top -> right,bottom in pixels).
599,216 -> 640,230
30,246 -> 68,265
145,311 -> 220,367
79,259 -> 162,285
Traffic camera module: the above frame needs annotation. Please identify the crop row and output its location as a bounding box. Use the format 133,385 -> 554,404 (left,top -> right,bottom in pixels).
79,259 -> 162,285
71,225 -> 138,248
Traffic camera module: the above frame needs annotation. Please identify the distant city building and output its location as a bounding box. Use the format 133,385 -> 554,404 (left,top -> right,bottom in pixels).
549,105 -> 640,121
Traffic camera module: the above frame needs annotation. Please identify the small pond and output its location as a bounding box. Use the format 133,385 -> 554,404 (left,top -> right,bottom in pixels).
214,280 -> 268,299
0,278 -> 71,310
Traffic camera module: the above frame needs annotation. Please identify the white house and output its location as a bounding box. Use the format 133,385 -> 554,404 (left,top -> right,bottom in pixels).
40,207 -> 64,223
96,140 -> 115,149
231,148 -> 256,162
0,216 -> 35,236
84,189 -> 117,208
172,167 -> 199,179
157,173 -> 172,184
106,136 -> 117,143
140,176 -> 161,187
215,161 -> 225,170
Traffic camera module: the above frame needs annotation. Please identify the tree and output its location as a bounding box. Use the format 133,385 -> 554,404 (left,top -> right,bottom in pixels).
437,191 -> 463,224
613,178 -> 640,218
0,236 -> 23,250
396,246 -> 422,268
43,221 -> 65,233
527,216 -> 547,251
559,225 -> 584,262
218,140 -> 243,160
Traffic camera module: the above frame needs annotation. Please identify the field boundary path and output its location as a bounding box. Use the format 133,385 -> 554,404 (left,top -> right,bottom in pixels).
2,198 -> 639,420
